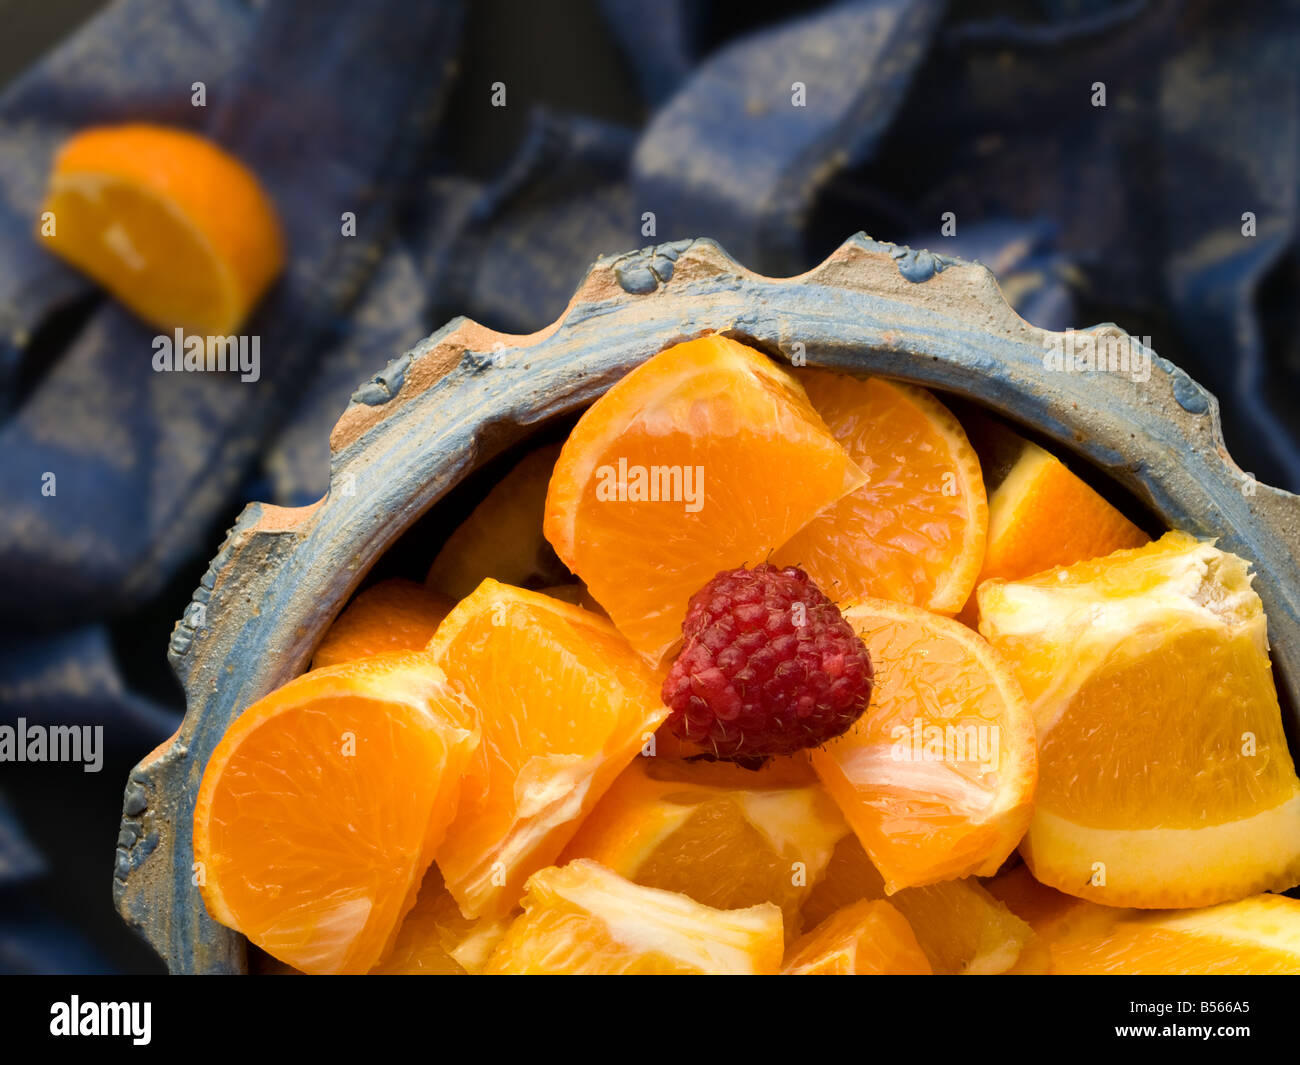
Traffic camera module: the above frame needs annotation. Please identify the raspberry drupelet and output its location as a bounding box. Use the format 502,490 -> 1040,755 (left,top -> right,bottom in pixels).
661,563 -> 873,763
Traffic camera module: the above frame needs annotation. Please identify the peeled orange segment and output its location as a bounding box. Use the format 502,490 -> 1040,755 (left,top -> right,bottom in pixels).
560,756 -> 845,935
985,862 -> 1098,932
880,872 -> 1048,976
773,373 -> 986,613
40,123 -> 284,334
482,860 -> 785,974
370,865 -> 512,975
802,834 -> 1046,974
192,652 -> 478,975
957,439 -> 1148,622
809,598 -> 1036,891
985,863 -> 1127,950
426,443 -> 571,600
977,531 -> 1300,908
543,334 -> 864,665
312,578 -> 452,669
783,899 -> 931,975
428,580 -> 669,919
370,868 -> 468,975
1046,894 -> 1300,975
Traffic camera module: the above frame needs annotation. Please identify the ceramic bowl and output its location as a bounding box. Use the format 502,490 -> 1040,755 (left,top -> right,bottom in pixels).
113,233 -> 1300,973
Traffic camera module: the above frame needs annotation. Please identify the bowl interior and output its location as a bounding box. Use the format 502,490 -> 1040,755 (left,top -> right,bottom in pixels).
321,366 -> 1299,747
118,237 -> 1300,974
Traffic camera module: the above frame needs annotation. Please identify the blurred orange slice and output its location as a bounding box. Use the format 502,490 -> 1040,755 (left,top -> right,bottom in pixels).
482,860 -> 784,974
543,334 -> 864,665
978,532 -> 1300,907
810,598 -> 1036,891
312,578 -> 452,669
192,652 -> 477,974
783,898 -> 931,975
41,123 -> 284,334
774,373 -> 986,613
428,580 -> 669,919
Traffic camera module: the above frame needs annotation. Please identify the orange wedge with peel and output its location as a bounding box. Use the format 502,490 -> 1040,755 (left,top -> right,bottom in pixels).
41,123 -> 284,334
978,531 -> 1300,908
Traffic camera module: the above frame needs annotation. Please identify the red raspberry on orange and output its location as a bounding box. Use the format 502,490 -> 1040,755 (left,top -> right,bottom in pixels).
661,563 -> 873,762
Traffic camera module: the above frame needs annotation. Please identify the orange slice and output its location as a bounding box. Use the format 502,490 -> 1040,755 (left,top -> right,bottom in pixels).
773,373 -> 986,613
809,598 -> 1036,891
482,860 -> 784,974
312,578 -> 452,669
957,439 -> 1148,622
426,443 -> 571,599
428,580 -> 669,919
1047,894 -> 1300,975
543,334 -> 864,665
803,833 -> 1046,974
783,899 -> 931,975
41,123 -> 284,334
987,865 -> 1300,973
192,652 -> 478,974
979,440 -> 1148,582
560,756 -> 845,935
978,531 -> 1300,907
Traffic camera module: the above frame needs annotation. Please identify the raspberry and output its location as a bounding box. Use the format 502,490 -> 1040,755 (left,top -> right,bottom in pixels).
661,563 -> 873,762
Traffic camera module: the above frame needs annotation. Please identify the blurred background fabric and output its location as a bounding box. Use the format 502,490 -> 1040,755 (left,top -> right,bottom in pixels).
0,0 -> 1297,972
